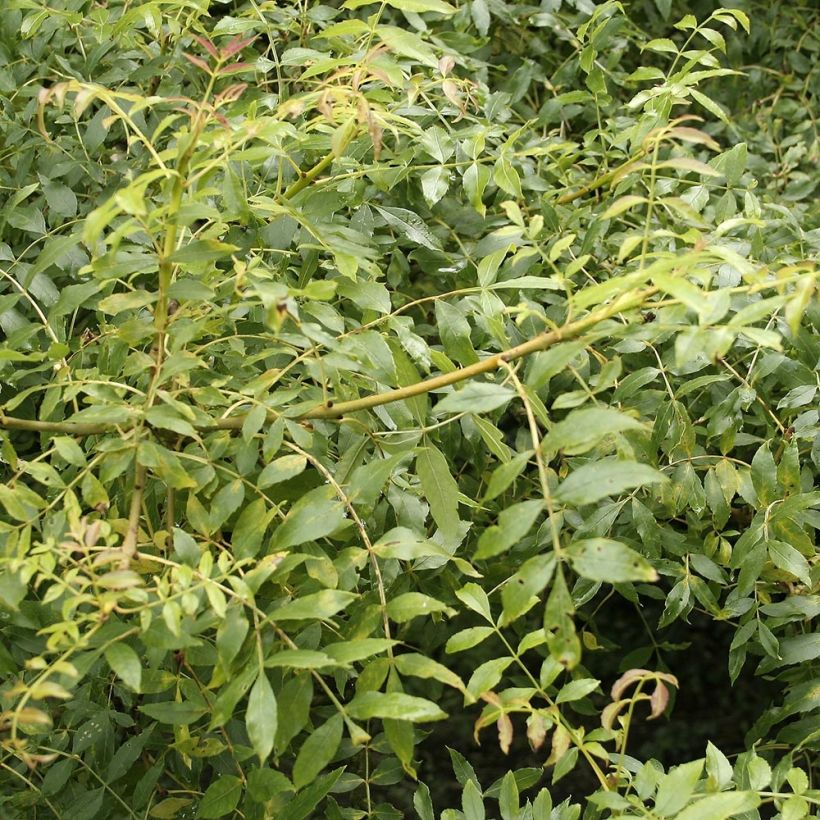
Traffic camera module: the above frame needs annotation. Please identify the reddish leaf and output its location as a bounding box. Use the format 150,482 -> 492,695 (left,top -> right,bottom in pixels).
610,668 -> 650,699
439,55 -> 455,77
215,84 -> 248,105
182,52 -> 211,73
218,62 -> 254,76
221,35 -> 257,58
192,34 -> 219,60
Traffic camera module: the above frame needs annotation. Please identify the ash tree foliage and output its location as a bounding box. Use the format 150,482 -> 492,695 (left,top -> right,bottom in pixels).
0,0 -> 817,817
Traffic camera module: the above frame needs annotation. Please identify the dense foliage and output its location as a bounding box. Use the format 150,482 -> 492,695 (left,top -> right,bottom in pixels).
0,0 -> 817,817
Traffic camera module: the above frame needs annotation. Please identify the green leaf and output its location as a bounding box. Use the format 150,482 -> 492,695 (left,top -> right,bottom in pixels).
324,639 -> 398,664
435,300 -> 478,366
421,166 -> 449,206
169,240 -> 239,265
258,454 -> 307,488
344,0 -> 456,14
674,791 -> 761,820
264,650 -> 337,669
544,571 -> 580,670
268,590 -> 357,621
151,798 -> 194,817
483,450 -> 532,501
216,605 -> 249,670
445,626 -> 495,654
768,540 -> 811,585
555,461 -> 667,506
414,783 -> 435,820
144,405 -> 198,438
417,444 -> 461,540
501,554 -> 556,625
347,453 -> 406,507
232,498 -> 274,560
172,528 -> 200,566
242,404 -> 267,442
541,408 -> 643,456
271,487 -> 347,550
455,583 -> 493,622
293,713 -> 344,789
97,289 -> 157,316
466,657 -> 512,698
527,342 -> 585,389
387,592 -> 450,623
139,702 -> 207,725
279,769 -> 344,820
654,759 -> 704,816
493,158 -> 522,201
556,678 -> 600,703
137,440 -> 196,490
197,775 -> 242,818
42,181 -> 78,217
705,741 -> 733,791
374,206 -> 442,249
394,653 -> 468,694
435,382 -> 515,416
566,539 -> 658,584
462,779 -> 485,820
475,499 -> 543,559
471,0 -> 490,36
498,770 -> 519,820
418,127 -> 454,163
104,643 -> 142,692
711,143 -> 747,186
757,633 -> 820,671
209,480 -> 246,531
751,443 -> 779,507
464,162 -> 491,215
347,692 -> 447,722
373,528 -> 450,561
247,672 -> 277,764
247,769 -> 293,803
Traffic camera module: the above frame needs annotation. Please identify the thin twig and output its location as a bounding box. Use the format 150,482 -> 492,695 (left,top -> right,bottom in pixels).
120,464 -> 146,568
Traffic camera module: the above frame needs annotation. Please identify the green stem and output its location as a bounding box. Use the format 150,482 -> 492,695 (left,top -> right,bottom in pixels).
283,125 -> 356,200
556,151 -> 648,205
120,463 -> 146,568
0,286 -> 655,437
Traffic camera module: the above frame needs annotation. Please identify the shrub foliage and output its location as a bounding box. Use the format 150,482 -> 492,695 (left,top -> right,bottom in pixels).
0,0 -> 817,817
